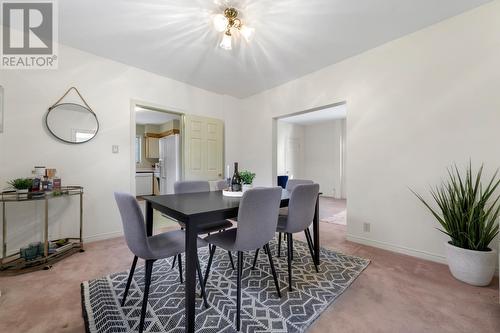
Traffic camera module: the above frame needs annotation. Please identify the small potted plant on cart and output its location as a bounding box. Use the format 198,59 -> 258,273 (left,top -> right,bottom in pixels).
8,178 -> 33,199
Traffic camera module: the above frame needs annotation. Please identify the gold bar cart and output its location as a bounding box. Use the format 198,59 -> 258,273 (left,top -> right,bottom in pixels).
0,186 -> 84,275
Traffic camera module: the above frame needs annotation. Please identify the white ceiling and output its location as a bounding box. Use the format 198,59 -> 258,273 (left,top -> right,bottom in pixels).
59,0 -> 491,98
136,108 -> 180,125
280,104 -> 347,125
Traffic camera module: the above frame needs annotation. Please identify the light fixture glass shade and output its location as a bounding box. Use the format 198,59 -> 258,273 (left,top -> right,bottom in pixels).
213,14 -> 228,32
240,25 -> 255,42
220,33 -> 232,50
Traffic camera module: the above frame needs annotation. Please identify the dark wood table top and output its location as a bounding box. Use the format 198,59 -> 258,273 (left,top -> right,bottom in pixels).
143,190 -> 291,223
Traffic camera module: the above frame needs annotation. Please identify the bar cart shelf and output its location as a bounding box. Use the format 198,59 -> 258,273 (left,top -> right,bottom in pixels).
1,186 -> 84,276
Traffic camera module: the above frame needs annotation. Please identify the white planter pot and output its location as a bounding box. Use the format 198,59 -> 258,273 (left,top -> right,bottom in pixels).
242,184 -> 253,192
445,242 -> 497,286
16,188 -> 29,199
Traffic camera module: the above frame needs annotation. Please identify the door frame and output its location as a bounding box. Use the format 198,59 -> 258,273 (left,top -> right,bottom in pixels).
129,99 -> 185,195
271,101 -> 347,189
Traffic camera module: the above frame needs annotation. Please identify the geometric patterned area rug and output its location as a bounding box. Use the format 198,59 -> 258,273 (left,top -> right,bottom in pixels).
81,239 -> 369,332
321,210 -> 347,225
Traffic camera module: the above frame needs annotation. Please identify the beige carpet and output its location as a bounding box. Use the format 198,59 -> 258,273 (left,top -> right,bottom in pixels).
319,197 -> 347,225
321,210 -> 346,225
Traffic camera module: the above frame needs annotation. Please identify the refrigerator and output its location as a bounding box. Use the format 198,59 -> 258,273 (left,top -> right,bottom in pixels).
159,134 -> 180,195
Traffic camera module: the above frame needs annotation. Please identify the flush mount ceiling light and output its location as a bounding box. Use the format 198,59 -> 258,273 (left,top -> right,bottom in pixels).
213,7 -> 254,50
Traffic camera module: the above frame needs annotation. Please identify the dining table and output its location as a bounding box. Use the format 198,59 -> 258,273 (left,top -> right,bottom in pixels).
143,189 -> 320,333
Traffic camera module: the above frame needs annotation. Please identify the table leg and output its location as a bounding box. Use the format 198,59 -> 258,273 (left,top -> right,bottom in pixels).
145,201 -> 153,237
44,196 -> 49,257
79,192 -> 83,244
313,195 -> 320,265
184,221 -> 197,333
2,201 -> 6,261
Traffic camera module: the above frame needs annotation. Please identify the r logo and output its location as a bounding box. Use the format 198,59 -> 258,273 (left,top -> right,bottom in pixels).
2,2 -> 53,54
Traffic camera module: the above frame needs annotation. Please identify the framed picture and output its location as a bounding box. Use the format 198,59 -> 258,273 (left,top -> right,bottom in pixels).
0,85 -> 3,133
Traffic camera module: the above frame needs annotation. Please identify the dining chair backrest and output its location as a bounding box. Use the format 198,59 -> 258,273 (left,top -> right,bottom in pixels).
235,187 -> 283,251
287,183 -> 320,233
286,179 -> 313,192
114,192 -> 152,259
174,181 -> 210,194
215,180 -> 228,191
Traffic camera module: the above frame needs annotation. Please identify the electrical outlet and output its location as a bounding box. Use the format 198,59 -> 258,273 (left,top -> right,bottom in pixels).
112,145 -> 119,154
363,222 -> 371,233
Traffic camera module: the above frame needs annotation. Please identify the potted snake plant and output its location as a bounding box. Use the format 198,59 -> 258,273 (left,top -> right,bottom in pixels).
412,163 -> 499,286
239,170 -> 256,192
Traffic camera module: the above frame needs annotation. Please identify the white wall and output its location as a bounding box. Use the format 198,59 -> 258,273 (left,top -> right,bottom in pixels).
276,121 -> 304,179
303,119 -> 346,198
234,2 -> 500,264
0,44 -> 239,250
1,1 -> 499,267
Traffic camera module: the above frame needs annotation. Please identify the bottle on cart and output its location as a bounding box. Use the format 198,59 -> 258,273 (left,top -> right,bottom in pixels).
231,162 -> 242,192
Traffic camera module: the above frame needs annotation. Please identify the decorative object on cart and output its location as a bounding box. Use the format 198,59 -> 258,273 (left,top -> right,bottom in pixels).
0,186 -> 84,275
45,87 -> 99,144
412,162 -> 499,286
0,85 -> 4,133
239,170 -> 256,192
34,166 -> 46,178
230,162 -> 242,192
7,178 -> 33,199
30,167 -> 61,196
20,242 -> 44,261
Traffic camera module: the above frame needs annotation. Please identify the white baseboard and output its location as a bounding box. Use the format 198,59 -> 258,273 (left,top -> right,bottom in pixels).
346,234 -> 499,275
84,230 -> 123,243
346,233 -> 447,264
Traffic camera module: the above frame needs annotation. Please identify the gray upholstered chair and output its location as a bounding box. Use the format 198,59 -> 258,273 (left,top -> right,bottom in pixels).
114,192 -> 209,333
215,179 -> 228,191
285,179 -> 314,191
277,179 -> 315,257
174,180 -> 210,194
204,187 -> 283,331
172,180 -> 235,270
269,183 -> 320,291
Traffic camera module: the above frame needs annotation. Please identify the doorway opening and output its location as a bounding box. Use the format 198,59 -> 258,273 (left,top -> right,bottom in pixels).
273,102 -> 347,226
133,104 -> 183,198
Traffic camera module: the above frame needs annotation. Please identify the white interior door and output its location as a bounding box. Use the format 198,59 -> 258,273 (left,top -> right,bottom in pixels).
183,114 -> 223,180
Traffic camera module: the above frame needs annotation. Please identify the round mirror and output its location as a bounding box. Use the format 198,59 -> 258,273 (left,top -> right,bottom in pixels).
45,103 -> 99,144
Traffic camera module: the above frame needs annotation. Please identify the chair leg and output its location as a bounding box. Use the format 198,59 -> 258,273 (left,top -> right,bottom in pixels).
290,233 -> 294,261
277,233 -> 282,257
121,255 -> 138,306
305,228 -> 319,273
177,253 -> 183,284
196,255 -> 209,308
236,251 -> 243,331
265,243 -> 281,298
138,259 -> 154,333
287,233 -> 293,291
203,245 -> 216,288
252,248 -> 260,270
227,251 -> 235,270
171,254 -> 177,269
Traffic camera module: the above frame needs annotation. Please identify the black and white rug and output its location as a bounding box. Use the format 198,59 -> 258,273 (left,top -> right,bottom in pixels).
81,239 -> 369,332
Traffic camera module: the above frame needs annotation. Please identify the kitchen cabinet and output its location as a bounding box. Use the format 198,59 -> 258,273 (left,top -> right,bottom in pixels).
145,137 -> 159,159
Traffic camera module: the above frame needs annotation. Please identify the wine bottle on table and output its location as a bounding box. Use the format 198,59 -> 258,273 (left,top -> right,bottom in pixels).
231,162 -> 242,192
